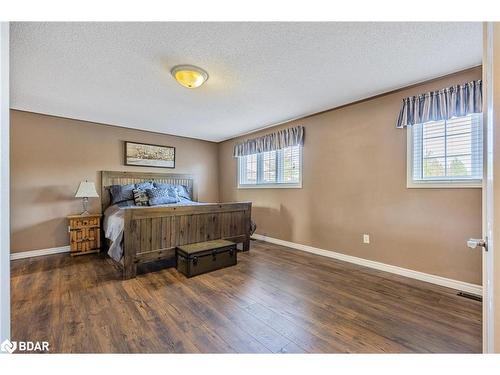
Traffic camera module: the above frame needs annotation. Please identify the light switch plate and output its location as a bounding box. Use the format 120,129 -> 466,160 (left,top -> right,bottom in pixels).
363,234 -> 370,244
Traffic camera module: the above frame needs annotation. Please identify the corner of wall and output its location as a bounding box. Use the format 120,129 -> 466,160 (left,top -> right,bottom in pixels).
216,140 -> 225,201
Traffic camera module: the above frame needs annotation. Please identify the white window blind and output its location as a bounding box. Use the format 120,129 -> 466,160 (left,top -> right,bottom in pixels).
238,145 -> 302,188
408,114 -> 483,187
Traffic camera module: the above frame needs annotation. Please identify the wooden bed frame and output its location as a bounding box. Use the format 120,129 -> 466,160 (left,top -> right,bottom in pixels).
101,171 -> 252,279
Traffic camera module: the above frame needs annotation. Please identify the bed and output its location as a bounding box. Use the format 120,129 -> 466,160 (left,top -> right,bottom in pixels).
101,171 -> 252,279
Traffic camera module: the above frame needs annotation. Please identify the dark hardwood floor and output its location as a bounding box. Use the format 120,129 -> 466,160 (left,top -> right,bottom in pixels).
11,240 -> 482,353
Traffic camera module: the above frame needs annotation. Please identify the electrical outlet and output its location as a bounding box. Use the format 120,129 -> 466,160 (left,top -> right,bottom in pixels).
363,234 -> 370,244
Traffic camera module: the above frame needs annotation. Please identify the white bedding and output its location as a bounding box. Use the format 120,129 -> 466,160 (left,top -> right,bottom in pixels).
103,204 -> 126,262
103,199 -> 203,262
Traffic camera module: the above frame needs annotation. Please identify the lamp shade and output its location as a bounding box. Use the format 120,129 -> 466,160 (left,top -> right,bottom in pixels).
75,181 -> 99,198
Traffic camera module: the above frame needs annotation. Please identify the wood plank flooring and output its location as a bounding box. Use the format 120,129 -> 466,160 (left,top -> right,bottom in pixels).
10,240 -> 482,353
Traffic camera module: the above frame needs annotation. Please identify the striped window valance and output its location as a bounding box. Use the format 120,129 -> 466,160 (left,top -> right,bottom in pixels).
396,80 -> 482,128
233,125 -> 305,157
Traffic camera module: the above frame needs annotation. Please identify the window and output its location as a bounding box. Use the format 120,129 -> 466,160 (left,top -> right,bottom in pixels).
238,145 -> 302,188
407,114 -> 483,188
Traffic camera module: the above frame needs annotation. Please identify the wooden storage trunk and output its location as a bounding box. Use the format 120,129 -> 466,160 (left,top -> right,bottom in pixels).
176,240 -> 237,278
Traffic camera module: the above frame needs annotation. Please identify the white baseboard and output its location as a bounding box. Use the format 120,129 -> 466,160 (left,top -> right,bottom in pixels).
10,246 -> 71,260
252,234 -> 482,296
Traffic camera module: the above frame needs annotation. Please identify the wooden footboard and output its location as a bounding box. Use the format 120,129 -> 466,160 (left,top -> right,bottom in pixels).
122,202 -> 252,279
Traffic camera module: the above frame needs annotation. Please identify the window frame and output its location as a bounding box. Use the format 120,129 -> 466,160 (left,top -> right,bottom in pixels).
237,146 -> 303,189
406,115 -> 483,189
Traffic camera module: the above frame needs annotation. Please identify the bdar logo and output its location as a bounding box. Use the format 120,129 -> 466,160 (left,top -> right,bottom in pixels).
0,339 -> 17,353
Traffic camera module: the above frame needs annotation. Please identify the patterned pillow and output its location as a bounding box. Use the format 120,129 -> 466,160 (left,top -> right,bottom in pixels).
109,184 -> 135,205
146,186 -> 179,206
153,182 -> 173,190
153,182 -> 191,200
133,189 -> 149,206
135,181 -> 154,190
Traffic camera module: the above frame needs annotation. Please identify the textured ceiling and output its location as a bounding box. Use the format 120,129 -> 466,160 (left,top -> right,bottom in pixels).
10,22 -> 482,142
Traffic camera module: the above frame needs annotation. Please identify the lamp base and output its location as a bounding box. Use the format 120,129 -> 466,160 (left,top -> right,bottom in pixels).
80,197 -> 90,216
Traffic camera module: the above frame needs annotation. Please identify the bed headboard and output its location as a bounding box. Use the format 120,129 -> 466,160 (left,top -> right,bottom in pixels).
101,171 -> 196,212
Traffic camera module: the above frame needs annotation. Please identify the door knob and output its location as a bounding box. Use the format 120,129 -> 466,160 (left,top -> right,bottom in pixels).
467,238 -> 487,250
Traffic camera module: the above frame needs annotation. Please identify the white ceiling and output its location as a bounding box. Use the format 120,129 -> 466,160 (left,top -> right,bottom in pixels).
10,22 -> 482,142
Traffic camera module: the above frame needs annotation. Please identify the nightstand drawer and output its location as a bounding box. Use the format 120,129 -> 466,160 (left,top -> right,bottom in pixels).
69,216 -> 100,228
70,227 -> 100,251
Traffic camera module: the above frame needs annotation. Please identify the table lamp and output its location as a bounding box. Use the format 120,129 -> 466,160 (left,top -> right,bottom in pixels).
75,180 -> 99,215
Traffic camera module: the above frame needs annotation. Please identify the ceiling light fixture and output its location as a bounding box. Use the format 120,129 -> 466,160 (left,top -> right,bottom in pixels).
171,64 -> 209,89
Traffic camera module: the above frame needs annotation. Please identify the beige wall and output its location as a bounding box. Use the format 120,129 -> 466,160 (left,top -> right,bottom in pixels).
219,67 -> 483,285
10,110 -> 219,253
10,69 -> 483,284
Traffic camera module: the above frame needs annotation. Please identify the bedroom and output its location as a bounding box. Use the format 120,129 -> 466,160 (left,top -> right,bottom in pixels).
1,3 -> 500,372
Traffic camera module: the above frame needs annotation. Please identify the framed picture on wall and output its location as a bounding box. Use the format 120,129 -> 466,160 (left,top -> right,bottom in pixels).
124,141 -> 176,168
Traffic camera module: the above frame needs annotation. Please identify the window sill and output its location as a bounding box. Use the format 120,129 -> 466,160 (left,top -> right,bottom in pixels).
238,183 -> 302,189
407,180 -> 482,189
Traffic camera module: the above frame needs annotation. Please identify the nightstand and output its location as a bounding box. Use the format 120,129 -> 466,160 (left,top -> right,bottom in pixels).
67,214 -> 101,256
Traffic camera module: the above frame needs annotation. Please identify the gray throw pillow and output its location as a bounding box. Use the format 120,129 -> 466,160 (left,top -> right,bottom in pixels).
109,184 -> 135,205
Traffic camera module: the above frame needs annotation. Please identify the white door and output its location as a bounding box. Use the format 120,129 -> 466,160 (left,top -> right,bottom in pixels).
480,22 -> 494,353
0,22 -> 10,344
